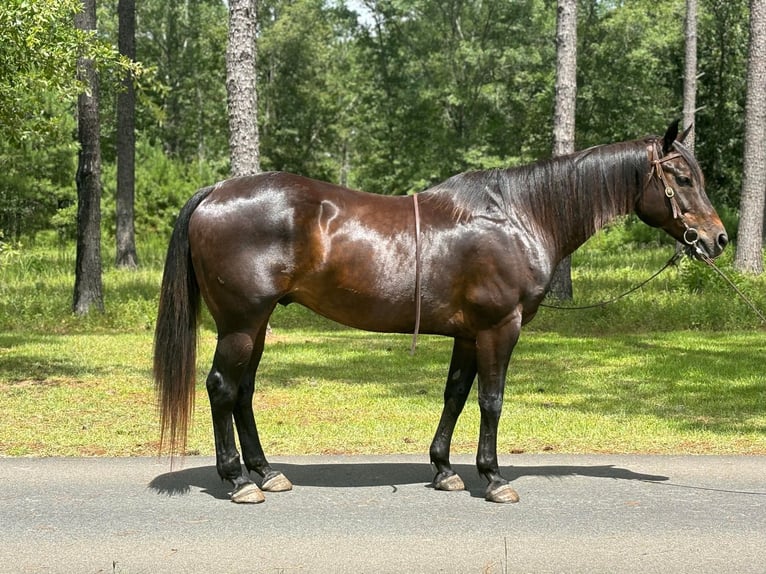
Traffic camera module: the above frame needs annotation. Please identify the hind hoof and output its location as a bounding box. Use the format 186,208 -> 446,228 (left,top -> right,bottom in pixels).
231,482 -> 265,504
485,483 -> 519,503
262,472 -> 293,492
434,473 -> 465,492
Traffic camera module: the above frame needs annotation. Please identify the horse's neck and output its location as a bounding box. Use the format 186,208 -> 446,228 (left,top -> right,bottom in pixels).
542,146 -> 643,261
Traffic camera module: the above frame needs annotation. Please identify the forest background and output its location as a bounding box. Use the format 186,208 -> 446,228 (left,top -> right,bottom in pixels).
0,0 -> 751,249
1,0 -> 765,457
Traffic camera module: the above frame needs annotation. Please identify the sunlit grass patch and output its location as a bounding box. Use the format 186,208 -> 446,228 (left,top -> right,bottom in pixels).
0,233 -> 765,457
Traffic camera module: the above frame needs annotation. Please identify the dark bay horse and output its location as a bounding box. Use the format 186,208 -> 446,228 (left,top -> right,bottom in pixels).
154,121 -> 727,504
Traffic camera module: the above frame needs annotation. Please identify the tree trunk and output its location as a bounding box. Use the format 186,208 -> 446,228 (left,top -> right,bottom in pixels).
682,0 -> 698,153
735,0 -> 766,274
226,0 -> 260,177
73,0 -> 104,315
116,0 -> 138,269
549,0 -> 577,300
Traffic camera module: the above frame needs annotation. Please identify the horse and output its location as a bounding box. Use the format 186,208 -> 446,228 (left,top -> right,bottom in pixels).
153,120 -> 728,504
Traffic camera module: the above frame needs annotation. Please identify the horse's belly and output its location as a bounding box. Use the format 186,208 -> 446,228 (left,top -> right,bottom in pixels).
287,283 -> 415,334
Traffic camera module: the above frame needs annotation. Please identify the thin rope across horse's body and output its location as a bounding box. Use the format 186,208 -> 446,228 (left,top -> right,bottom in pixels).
411,193 -> 422,355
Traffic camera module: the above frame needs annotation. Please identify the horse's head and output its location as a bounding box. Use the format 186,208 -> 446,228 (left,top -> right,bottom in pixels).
635,120 -> 728,259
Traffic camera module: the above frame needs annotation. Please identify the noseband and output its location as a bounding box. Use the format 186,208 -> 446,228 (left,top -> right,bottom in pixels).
646,141 -> 699,246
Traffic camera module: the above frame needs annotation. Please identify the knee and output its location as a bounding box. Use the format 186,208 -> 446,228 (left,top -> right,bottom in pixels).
477,392 -> 503,416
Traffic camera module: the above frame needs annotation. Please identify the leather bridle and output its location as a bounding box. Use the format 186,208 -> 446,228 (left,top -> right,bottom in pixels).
646,141 -> 700,247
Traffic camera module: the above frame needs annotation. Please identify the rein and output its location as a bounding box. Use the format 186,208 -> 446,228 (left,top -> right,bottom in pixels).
411,193 -> 422,355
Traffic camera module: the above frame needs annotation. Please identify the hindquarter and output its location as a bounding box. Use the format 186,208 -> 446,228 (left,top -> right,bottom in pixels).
187,178 -> 299,329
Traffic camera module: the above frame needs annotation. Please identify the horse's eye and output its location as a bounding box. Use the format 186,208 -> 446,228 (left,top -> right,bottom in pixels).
675,175 -> 693,187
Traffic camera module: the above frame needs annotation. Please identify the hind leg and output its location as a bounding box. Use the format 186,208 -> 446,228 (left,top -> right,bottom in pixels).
233,322 -> 293,493
207,331 -> 264,503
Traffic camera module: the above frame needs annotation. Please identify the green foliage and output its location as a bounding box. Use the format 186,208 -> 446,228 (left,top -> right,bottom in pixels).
695,0 -> 749,207
348,0 -> 556,194
0,0 -> 137,144
584,216 -> 676,251
0,102 -> 77,241
0,0 -> 755,246
0,0 -> 82,141
577,0 -> 685,147
101,139 -> 228,242
130,0 -> 229,162
259,0 -> 359,182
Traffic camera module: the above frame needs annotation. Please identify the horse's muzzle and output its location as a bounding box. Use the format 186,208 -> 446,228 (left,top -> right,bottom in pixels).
688,229 -> 728,260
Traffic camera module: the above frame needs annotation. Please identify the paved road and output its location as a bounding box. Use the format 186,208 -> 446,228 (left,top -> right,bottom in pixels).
1,454 -> 764,573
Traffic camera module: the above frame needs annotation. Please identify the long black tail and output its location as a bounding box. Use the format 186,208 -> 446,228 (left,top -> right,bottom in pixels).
153,186 -> 214,456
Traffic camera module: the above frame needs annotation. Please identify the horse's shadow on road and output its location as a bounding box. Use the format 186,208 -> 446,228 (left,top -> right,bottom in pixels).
148,460 -> 668,500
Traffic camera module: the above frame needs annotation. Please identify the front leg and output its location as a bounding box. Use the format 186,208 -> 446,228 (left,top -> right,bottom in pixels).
429,337 -> 477,491
475,311 -> 522,503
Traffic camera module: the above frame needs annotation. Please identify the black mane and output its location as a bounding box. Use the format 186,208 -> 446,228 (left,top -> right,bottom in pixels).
426,138 -> 658,252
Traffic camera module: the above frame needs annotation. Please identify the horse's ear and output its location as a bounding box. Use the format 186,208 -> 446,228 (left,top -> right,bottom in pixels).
662,119 -> 680,154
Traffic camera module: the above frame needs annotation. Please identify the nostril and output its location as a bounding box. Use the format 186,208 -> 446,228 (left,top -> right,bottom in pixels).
718,233 -> 729,249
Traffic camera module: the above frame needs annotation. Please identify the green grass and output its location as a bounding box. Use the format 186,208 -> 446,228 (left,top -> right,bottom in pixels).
1,230 -> 765,457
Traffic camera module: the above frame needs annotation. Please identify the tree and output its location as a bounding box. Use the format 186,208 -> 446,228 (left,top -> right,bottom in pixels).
0,0 -> 84,142
227,0 -> 260,177
735,0 -> 766,274
696,0 -> 749,207
116,0 -> 138,269
683,0 -> 698,152
576,0 -> 683,148
259,0 -> 357,183
548,0 -> 577,300
131,0 -> 228,163
353,0 -> 555,194
73,0 -> 104,315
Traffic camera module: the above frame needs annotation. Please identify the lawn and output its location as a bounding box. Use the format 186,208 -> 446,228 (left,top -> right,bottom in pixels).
1,229 -> 764,457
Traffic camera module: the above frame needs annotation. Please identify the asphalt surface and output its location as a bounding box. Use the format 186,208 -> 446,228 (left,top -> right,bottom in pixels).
1,454 -> 765,573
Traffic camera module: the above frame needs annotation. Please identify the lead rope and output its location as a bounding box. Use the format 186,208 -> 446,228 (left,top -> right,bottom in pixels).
540,251 -> 682,310
693,248 -> 766,324
411,193 -> 422,355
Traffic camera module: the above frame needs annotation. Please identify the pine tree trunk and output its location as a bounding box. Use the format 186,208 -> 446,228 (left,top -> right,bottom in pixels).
549,0 -> 577,300
226,0 -> 260,177
735,0 -> 766,274
116,0 -> 138,269
682,0 -> 698,153
73,0 -> 104,315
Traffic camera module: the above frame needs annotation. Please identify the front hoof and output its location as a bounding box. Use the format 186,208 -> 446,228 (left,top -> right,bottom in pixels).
485,483 -> 519,503
433,472 -> 465,491
231,482 -> 265,504
262,472 -> 293,492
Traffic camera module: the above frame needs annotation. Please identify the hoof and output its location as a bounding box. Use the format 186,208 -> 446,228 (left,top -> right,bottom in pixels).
485,483 -> 520,503
231,482 -> 265,504
262,472 -> 293,493
434,473 -> 466,492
